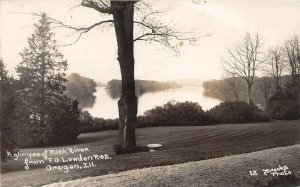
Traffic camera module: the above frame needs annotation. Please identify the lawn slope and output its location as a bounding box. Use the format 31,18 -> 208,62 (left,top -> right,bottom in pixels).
44,144 -> 300,187
1,120 -> 299,187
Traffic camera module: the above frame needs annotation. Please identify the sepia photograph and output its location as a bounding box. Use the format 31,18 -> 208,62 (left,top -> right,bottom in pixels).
0,0 -> 300,186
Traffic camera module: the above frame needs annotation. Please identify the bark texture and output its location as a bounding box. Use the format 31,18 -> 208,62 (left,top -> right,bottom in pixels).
112,1 -> 137,150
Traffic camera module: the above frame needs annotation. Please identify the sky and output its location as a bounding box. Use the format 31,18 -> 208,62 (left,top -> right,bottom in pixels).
1,0 -> 300,82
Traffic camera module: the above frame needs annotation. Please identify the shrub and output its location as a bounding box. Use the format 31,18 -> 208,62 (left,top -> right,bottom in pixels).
80,111 -> 118,133
137,101 -> 211,127
0,64 -> 18,161
102,118 -> 119,130
16,97 -> 81,147
44,97 -> 81,145
79,111 -> 95,131
267,90 -> 300,120
207,101 -> 270,124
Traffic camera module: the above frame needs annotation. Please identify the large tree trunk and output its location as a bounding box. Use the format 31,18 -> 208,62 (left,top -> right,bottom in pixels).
112,1 -> 137,151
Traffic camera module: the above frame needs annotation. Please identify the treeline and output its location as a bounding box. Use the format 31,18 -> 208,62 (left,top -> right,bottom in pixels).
65,73 -> 97,108
79,100 -> 270,133
106,79 -> 181,99
203,75 -> 291,105
203,75 -> 299,120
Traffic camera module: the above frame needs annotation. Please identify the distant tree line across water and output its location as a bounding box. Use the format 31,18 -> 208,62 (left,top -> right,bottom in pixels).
105,79 -> 181,99
202,75 -> 292,107
65,73 -> 97,108
64,76 -> 182,108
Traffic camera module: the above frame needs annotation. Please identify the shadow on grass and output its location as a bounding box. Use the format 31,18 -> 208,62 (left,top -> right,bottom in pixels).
113,144 -> 149,155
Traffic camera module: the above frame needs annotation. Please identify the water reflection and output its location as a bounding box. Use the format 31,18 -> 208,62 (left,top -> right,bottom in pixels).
85,87 -> 221,119
77,95 -> 96,108
105,89 -> 120,99
105,88 -> 160,100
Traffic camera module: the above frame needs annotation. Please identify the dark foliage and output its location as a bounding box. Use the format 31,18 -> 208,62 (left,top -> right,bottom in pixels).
80,100 -> 273,134
79,101 -> 211,133
0,60 -> 17,161
13,14 -> 81,148
44,97 -> 81,145
16,98 -> 81,148
137,101 -> 212,127
267,89 -> 300,120
65,73 -> 97,108
207,101 -> 270,124
80,111 -> 118,133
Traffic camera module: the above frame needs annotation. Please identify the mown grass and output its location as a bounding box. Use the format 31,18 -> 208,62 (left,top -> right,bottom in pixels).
1,120 -> 299,187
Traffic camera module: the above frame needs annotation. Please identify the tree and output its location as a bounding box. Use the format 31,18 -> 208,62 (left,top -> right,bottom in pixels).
0,59 -> 8,81
284,35 -> 300,96
41,0 -> 202,152
0,60 -> 17,161
16,14 -> 79,145
223,32 -> 267,104
257,76 -> 272,110
265,47 -> 286,91
221,73 -> 246,101
17,13 -> 67,127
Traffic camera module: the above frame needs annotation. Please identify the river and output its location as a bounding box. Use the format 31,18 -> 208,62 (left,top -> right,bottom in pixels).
85,86 -> 221,119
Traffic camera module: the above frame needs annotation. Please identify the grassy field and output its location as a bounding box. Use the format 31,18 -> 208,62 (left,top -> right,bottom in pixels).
43,145 -> 300,187
1,120 -> 300,187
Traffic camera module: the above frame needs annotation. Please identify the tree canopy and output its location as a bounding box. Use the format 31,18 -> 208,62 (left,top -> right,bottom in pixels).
15,13 -> 80,146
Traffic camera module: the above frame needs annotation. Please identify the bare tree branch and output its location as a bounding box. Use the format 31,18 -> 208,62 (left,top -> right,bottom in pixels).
222,32 -> 267,103
133,9 -> 210,54
16,12 -> 114,46
284,34 -> 300,95
23,1 -> 209,51
221,73 -> 246,101
257,76 -> 272,109
51,19 -> 114,33
192,0 -> 207,4
262,47 -> 286,90
81,0 -> 113,14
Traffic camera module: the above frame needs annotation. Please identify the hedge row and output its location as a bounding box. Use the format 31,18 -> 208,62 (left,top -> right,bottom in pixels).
80,101 -> 271,133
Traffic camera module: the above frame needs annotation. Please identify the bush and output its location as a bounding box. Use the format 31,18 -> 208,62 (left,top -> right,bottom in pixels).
45,97 -> 81,145
267,90 -> 300,120
0,63 -> 18,161
16,97 -> 81,147
207,101 -> 270,124
80,111 -> 118,133
137,101 -> 211,127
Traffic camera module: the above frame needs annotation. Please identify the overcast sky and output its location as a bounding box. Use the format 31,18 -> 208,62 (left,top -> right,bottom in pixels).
1,0 -> 300,82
